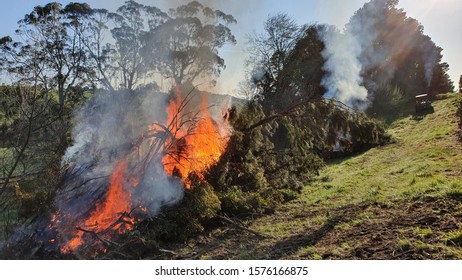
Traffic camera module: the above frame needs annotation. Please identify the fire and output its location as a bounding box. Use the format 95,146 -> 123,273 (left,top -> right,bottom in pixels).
161,91 -> 230,188
61,160 -> 135,253
56,89 -> 230,253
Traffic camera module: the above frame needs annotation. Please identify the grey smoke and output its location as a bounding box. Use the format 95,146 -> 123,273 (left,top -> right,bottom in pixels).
57,90 -> 184,220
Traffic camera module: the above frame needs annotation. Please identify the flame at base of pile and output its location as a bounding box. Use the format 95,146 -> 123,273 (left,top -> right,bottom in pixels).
59,160 -> 135,253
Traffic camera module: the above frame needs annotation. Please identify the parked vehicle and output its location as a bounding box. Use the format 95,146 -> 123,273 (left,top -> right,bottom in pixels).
415,94 -> 433,113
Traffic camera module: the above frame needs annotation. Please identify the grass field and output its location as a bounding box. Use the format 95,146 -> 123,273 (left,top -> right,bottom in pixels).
168,93 -> 462,259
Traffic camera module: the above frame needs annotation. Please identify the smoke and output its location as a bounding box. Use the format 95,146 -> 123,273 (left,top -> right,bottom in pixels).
320,26 -> 369,106
57,90 -> 185,220
320,0 -> 439,108
319,0 -> 386,108
157,0 -> 264,96
56,83 -> 233,222
422,40 -> 437,87
132,160 -> 184,217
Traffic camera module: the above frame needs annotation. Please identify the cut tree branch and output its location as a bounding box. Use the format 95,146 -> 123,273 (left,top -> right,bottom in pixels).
219,215 -> 269,239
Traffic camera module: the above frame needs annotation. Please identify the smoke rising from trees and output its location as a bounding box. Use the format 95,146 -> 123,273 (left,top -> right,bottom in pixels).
320,26 -> 369,106
320,0 -> 452,108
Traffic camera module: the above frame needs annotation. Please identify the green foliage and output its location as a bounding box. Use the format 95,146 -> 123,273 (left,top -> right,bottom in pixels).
210,103 -> 320,216
457,99 -> 462,140
429,62 -> 454,94
207,105 -> 287,215
218,186 -> 281,215
278,25 -> 326,101
347,113 -> 391,148
367,84 -> 408,121
248,22 -> 326,110
143,180 -> 220,242
316,100 -> 391,151
459,75 -> 462,94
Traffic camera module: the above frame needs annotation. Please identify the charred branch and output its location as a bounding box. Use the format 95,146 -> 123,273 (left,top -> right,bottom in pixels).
76,226 -> 119,247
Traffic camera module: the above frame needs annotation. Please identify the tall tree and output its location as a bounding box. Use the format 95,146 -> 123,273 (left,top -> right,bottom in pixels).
110,1 -> 168,92
429,61 -> 454,94
459,75 -> 462,93
143,1 -> 236,87
278,25 -> 326,102
246,13 -> 302,98
348,0 -> 453,100
16,2 -> 91,110
78,8 -> 116,91
0,2 -> 98,111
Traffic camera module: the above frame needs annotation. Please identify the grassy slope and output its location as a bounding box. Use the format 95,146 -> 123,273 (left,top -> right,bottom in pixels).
172,93 -> 462,260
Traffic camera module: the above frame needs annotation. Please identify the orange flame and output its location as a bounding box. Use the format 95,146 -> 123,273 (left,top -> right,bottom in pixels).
161,91 -> 230,188
57,90 -> 230,253
61,160 -> 135,253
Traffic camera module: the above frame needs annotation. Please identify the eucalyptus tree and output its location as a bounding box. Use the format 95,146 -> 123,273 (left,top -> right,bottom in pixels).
143,1 -> 237,87
109,0 -> 168,92
0,2 -> 98,111
68,6 -> 117,91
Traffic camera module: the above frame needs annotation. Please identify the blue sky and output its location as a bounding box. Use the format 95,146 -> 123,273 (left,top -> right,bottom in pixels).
1,0 -> 462,94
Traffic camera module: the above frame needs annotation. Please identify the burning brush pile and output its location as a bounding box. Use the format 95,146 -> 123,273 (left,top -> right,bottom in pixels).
3,86 -> 231,258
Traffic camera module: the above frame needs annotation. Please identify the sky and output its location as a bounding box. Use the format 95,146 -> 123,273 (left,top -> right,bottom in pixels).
1,0 -> 461,95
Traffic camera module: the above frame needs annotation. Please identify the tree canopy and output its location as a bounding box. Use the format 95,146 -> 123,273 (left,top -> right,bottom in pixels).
0,1 -> 236,96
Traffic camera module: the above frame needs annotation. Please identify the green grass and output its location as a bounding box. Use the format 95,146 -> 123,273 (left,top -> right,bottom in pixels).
446,229 -> 462,247
0,145 -> 51,178
307,93 -> 462,208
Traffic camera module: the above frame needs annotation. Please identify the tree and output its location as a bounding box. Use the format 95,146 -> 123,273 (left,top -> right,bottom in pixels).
61,3 -> 120,92
459,75 -> 462,93
109,1 -> 168,92
246,13 -> 302,98
245,16 -> 327,112
143,1 -> 236,87
79,8 -> 116,91
0,78 -> 64,216
16,2 -> 92,110
0,2 -> 98,111
429,61 -> 454,94
275,25 -> 326,104
347,0 -> 453,101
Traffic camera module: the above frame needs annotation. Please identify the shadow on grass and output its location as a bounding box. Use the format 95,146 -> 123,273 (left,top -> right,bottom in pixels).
411,107 -> 435,122
446,191 -> 462,202
264,216 -> 344,259
324,147 -> 376,166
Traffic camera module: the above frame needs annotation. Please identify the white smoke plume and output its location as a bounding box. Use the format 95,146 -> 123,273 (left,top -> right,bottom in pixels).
320,26 -> 369,106
320,0 -> 440,108
319,0 -> 386,108
57,86 -> 232,220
